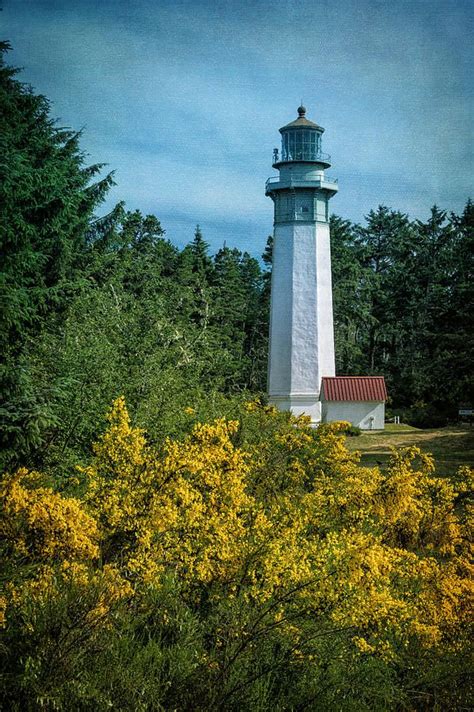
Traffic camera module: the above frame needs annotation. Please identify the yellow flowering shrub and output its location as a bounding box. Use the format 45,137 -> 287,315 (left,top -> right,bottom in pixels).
1,397 -> 472,710
82,397 -> 256,586
0,464 -> 130,632
8,561 -> 131,629
1,467 -> 99,562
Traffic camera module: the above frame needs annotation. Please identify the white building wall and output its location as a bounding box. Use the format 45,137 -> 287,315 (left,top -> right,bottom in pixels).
268,221 -> 335,423
322,401 -> 385,429
291,224 -> 320,394
315,221 -> 335,379
279,164 -> 324,182
267,224 -> 293,395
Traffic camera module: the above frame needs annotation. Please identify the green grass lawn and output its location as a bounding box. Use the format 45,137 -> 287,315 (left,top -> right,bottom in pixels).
345,424 -> 474,477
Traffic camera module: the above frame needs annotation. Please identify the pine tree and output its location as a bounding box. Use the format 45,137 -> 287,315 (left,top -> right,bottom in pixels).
0,43 -> 116,464
330,215 -> 370,374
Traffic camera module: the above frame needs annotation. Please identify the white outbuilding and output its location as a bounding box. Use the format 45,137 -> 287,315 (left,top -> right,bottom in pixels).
321,376 -> 387,430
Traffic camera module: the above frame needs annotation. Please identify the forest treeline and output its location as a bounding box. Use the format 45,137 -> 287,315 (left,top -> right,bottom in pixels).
1,43 -> 473,710
331,205 -> 473,426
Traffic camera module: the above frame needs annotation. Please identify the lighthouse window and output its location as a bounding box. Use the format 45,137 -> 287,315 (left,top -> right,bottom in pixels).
289,132 -> 296,159
282,130 -> 323,161
296,133 -> 303,159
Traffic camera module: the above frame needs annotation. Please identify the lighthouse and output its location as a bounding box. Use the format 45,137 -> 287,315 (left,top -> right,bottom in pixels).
265,106 -> 338,423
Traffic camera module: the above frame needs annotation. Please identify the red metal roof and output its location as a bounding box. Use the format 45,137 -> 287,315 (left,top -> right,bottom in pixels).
321,376 -> 387,402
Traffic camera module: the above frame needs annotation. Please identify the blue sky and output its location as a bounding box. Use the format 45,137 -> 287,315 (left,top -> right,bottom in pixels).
3,0 -> 473,256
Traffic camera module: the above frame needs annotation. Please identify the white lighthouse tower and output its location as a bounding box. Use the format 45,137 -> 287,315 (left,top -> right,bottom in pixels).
265,106 -> 338,423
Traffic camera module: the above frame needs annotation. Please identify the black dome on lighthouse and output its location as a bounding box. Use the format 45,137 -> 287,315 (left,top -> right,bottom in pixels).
279,106 -> 325,133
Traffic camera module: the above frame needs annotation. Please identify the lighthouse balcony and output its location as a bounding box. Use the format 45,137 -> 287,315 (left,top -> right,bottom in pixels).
265,175 -> 338,196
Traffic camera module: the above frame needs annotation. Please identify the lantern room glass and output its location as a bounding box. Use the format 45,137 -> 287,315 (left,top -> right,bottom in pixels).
281,130 -> 322,162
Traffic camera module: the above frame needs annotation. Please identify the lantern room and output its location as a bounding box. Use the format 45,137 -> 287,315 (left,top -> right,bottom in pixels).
272,105 -> 331,168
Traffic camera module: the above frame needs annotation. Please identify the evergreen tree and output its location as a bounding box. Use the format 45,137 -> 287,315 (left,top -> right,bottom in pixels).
422,202 -> 474,418
329,202 -> 473,423
355,206 -> 414,374
210,247 -> 264,389
330,215 -> 370,374
0,42 -> 116,464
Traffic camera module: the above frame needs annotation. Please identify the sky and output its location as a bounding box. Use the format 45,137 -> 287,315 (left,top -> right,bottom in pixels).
3,0 -> 473,257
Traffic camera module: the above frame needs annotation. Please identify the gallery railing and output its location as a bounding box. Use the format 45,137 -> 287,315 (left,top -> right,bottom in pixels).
272,150 -> 331,163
